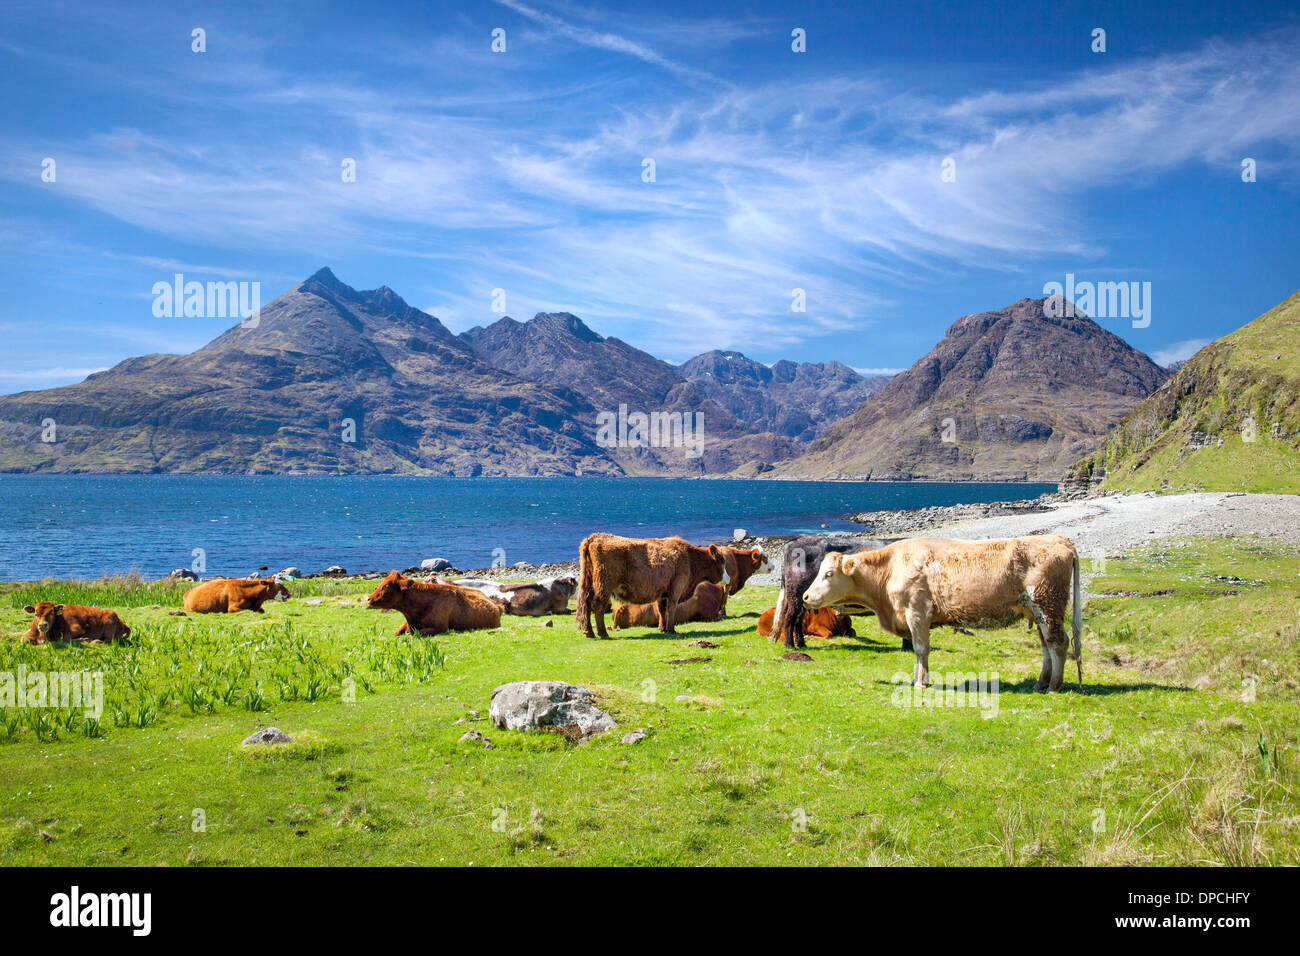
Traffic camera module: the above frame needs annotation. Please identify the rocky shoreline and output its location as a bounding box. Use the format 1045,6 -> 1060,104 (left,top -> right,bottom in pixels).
844,487 -> 1096,536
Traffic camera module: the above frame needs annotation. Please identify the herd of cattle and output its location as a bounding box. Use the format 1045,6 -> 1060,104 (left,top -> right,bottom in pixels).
17,530 -> 1083,692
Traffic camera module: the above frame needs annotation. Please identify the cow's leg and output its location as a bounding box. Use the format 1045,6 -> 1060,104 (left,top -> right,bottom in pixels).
1021,589 -> 1055,692
594,600 -> 611,640
905,609 -> 932,689
782,588 -> 807,649
659,592 -> 680,633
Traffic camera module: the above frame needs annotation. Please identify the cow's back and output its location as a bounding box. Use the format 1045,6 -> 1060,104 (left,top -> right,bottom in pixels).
891,537 -> 1046,624
183,579 -> 229,613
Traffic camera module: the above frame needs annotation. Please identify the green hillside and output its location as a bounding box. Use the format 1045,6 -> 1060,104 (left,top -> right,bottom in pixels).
1075,291 -> 1300,493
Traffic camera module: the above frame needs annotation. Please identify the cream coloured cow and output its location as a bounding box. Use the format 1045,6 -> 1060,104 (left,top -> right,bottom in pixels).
802,535 -> 1082,692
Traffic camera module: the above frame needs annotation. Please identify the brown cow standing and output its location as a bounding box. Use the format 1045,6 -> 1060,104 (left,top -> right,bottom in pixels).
23,602 -> 130,644
183,578 -> 291,614
614,581 -> 727,628
366,571 -> 501,636
718,545 -> 770,611
757,605 -> 854,640
802,535 -> 1081,692
575,533 -> 729,638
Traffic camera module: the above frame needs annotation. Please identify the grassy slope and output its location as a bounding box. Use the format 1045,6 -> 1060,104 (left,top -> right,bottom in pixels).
1,543 -> 1297,866
1080,291 -> 1300,493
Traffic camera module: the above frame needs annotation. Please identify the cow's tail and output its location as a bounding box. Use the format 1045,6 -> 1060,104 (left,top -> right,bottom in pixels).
575,537 -> 593,637
1070,545 -> 1083,689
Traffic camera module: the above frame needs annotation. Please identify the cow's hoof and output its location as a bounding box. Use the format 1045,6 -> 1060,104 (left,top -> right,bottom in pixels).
1034,683 -> 1049,693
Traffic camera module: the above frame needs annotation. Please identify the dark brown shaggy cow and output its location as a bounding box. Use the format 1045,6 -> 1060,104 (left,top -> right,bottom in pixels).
576,533 -> 728,638
23,602 -> 130,645
366,571 -> 501,636
613,581 -> 727,629
757,605 -> 855,640
182,578 -> 291,614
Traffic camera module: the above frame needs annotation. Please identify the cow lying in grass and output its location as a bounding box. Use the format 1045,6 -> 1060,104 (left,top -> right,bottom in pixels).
183,578 -> 291,614
576,533 -> 728,638
366,571 -> 501,636
802,535 -> 1082,692
757,605 -> 854,640
23,602 -> 130,644
613,581 -> 727,628
452,576 -> 577,616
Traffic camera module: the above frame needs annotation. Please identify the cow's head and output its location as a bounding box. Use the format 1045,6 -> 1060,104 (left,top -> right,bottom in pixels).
23,602 -> 63,643
802,553 -> 854,609
366,571 -> 408,609
266,579 -> 292,601
705,544 -> 730,587
551,576 -> 578,600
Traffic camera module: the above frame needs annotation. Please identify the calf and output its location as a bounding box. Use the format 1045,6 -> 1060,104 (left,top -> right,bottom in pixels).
802,535 -> 1082,692
774,535 -> 891,648
757,605 -> 855,640
182,578 -> 291,614
613,581 -> 727,628
366,571 -> 501,636
23,602 -> 130,644
576,533 -> 728,638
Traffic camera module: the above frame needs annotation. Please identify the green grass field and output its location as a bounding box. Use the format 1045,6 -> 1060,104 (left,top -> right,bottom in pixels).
1,539 -> 1297,866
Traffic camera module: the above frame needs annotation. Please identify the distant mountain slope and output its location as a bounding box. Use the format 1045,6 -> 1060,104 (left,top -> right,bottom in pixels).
0,269 -> 619,476
678,351 -> 890,442
772,296 -> 1168,481
1074,291 -> 1300,493
458,313 -> 800,473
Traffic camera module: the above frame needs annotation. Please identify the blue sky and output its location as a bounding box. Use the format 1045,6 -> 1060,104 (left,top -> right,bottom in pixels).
2,0 -> 1298,394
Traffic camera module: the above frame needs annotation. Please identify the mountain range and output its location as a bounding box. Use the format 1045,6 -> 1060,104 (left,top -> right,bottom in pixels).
0,269 -> 883,476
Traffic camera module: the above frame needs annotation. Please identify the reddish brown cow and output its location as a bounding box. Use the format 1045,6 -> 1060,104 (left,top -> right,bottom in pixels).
23,602 -> 130,645
613,581 -> 727,628
183,578 -> 291,614
757,605 -> 855,641
366,571 -> 501,636
576,533 -> 729,638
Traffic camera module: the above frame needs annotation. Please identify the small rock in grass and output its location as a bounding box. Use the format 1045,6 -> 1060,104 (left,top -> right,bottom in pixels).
674,695 -> 693,703
459,730 -> 494,748
687,639 -> 719,648
242,727 -> 292,746
622,730 -> 648,745
543,620 -> 554,628
668,657 -> 711,665
489,681 -> 615,739
302,599 -> 323,606
782,652 -> 813,662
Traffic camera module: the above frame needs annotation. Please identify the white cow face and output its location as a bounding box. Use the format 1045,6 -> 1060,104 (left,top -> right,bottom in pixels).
802,553 -> 852,608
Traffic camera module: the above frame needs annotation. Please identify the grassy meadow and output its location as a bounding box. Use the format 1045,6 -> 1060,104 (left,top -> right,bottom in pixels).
1,538 -> 1297,866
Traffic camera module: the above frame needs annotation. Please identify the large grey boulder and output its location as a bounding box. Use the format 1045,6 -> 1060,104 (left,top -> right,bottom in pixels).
242,727 -> 292,745
489,681 -> 615,739
422,557 -> 453,572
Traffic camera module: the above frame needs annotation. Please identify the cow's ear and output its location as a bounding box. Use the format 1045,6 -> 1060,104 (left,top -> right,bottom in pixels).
23,605 -> 34,614
751,548 -> 763,560
708,545 -> 720,557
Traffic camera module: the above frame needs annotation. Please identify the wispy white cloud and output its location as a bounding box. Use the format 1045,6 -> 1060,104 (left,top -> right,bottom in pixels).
3,14 -> 1298,363
1151,338 -> 1212,367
